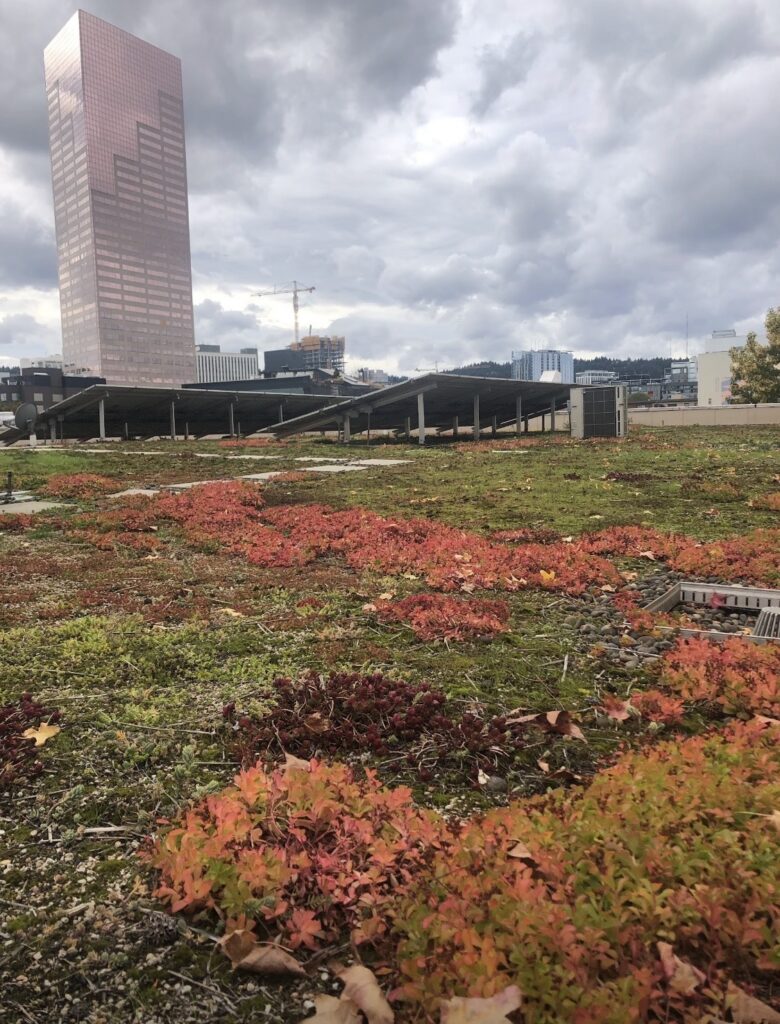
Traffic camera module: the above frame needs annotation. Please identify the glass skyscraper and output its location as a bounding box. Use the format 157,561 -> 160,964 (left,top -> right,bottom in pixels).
44,11 -> 196,387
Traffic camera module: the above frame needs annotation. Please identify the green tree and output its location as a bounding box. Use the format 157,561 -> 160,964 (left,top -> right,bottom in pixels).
730,308 -> 780,404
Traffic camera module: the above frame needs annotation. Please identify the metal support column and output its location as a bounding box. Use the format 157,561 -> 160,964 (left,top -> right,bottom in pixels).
342,414 -> 351,443
123,421 -> 129,441
515,397 -> 523,436
541,412 -> 545,433
185,422 -> 190,442
473,394 -> 480,440
404,417 -> 411,440
550,401 -> 556,433
98,399 -> 106,440
491,415 -> 497,438
229,403 -> 235,438
49,420 -> 56,442
523,414 -> 529,434
452,416 -> 459,439
417,391 -> 426,445
278,404 -> 284,423
170,402 -> 176,441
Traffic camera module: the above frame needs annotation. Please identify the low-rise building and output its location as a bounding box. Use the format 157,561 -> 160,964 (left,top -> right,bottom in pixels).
575,370 -> 618,385
697,331 -> 748,407
195,345 -> 259,384
0,367 -> 105,413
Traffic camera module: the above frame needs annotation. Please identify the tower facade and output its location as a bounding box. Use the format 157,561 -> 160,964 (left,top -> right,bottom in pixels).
44,11 -> 196,386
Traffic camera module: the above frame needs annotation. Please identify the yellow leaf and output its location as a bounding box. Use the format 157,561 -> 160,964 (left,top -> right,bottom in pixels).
22,723 -> 60,747
539,569 -> 556,583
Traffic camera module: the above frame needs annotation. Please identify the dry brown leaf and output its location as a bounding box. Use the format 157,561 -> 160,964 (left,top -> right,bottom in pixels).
656,942 -> 704,995
220,930 -> 304,976
727,983 -> 780,1023
304,712 -> 331,734
537,759 -> 550,774
507,841 -> 535,864
332,964 -> 394,1024
440,985 -> 523,1023
378,592 -> 395,601
767,809 -> 780,833
283,752 -> 311,773
546,710 -> 587,742
477,768 -> 489,786
638,550 -> 657,560
304,994 -> 361,1024
362,602 -> 377,613
219,607 -> 245,617
22,723 -> 61,747
753,715 -> 780,729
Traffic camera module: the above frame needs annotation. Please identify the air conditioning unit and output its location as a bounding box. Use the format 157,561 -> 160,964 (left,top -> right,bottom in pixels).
570,386 -> 628,439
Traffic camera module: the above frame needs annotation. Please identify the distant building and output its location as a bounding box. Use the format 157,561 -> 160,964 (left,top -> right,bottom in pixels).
512,349 -> 574,384
195,345 -> 259,384
44,11 -> 196,387
697,331 -> 748,407
358,368 -> 389,384
0,367 -> 105,413
575,370 -> 618,386
265,335 -> 345,375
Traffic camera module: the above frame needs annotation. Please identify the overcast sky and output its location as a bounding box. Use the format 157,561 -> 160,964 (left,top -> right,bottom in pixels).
1,0 -> 779,375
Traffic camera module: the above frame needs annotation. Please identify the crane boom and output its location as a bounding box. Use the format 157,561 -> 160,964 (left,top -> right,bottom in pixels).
253,280 -> 315,345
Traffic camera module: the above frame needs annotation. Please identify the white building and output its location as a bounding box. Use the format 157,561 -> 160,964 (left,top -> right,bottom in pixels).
512,349 -> 574,384
575,370 -> 618,385
195,345 -> 259,384
697,331 -> 747,407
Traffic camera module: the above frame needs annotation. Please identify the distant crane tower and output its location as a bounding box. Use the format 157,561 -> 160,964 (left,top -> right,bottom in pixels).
253,281 -> 316,345
414,361 -> 449,373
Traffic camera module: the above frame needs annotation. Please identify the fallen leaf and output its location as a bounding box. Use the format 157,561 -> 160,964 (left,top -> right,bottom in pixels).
600,697 -> 630,722
477,768 -> 489,786
507,840 -> 535,864
304,994 -> 361,1024
378,592 -> 395,601
562,535 -> 574,543
600,584 -> 617,593
767,810 -> 780,833
753,715 -> 780,729
220,930 -> 304,976
440,985 -> 523,1023
219,607 -> 245,617
22,723 -> 61,747
657,942 -> 704,995
332,964 -> 394,1024
537,759 -> 550,773
727,982 -> 780,1023
304,712 -> 331,734
283,752 -> 311,773
545,710 -> 587,742
638,550 -> 657,561
539,569 -> 556,583
362,603 -> 378,613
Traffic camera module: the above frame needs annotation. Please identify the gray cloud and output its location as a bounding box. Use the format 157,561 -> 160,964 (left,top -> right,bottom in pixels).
0,0 -> 779,372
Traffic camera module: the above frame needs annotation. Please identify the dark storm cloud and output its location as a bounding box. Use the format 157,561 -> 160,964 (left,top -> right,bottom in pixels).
1,0 -> 779,371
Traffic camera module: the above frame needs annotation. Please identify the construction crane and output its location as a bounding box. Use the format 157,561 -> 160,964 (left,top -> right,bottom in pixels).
253,281 -> 315,345
414,361 -> 449,373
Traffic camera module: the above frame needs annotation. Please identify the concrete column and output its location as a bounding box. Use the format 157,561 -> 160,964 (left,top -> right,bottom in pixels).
229,403 -> 235,438
491,415 -> 498,438
515,397 -> 523,436
342,414 -> 351,443
417,391 -> 426,445
404,417 -> 411,440
473,394 -> 480,440
550,401 -> 556,432
170,401 -> 177,442
452,416 -> 459,438
49,420 -> 56,442
98,399 -> 106,440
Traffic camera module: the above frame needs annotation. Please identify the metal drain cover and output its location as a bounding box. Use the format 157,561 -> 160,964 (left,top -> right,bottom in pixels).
754,607 -> 780,640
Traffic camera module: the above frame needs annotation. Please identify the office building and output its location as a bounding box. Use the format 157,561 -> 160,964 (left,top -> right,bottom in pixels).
0,367 -> 105,413
697,331 -> 748,407
195,345 -> 259,384
512,349 -> 574,384
575,370 -> 618,386
44,11 -> 196,387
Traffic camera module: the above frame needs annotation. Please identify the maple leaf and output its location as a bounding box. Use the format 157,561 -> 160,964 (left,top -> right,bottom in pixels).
440,985 -> 522,1023
726,982 -> 780,1023
656,942 -> 704,995
219,929 -> 304,976
304,994 -> 361,1024
288,908 -> 325,950
332,963 -> 394,1024
22,723 -> 60,747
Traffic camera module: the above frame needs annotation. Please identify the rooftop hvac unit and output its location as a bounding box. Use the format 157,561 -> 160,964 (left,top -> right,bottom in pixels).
570,385 -> 628,439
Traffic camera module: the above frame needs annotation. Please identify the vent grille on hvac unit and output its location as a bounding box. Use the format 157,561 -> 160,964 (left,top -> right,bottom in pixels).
753,607 -> 780,640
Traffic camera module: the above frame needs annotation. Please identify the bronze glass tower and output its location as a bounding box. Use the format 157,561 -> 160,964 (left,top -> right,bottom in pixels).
44,11 -> 196,386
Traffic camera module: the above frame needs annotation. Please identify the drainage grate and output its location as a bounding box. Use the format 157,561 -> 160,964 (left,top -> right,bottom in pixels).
643,581 -> 780,645
754,607 -> 780,640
